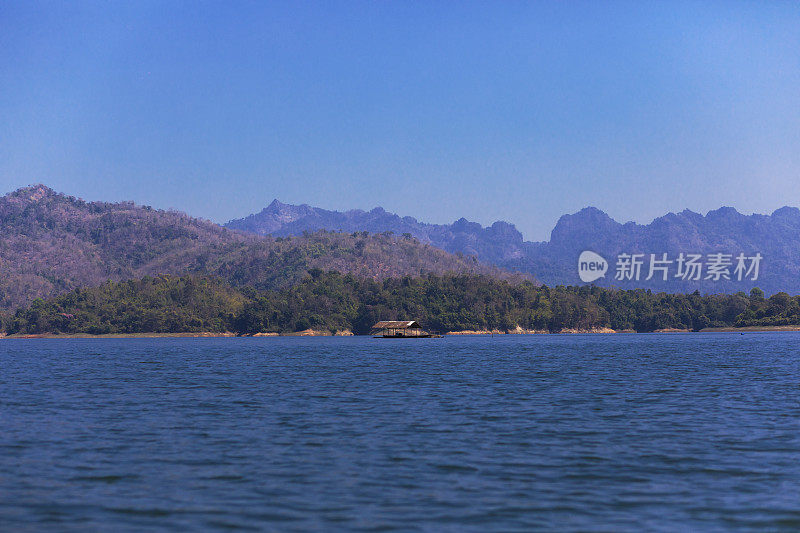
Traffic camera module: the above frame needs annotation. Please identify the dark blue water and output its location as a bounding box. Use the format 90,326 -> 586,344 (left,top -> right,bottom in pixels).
2,334 -> 800,531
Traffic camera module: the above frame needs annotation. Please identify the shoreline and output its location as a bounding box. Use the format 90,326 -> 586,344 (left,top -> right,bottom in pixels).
5,325 -> 800,339
0,328 -> 356,340
699,325 -> 800,333
446,327 -> 617,335
0,332 -> 240,339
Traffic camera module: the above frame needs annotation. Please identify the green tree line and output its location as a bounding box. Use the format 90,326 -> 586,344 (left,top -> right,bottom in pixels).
3,272 -> 797,335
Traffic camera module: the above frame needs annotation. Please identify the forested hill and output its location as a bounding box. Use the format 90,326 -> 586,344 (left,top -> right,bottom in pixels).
0,185 -> 513,311
4,272 -> 796,336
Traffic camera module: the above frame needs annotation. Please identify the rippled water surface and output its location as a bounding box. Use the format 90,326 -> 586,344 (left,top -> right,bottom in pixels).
2,333 -> 800,531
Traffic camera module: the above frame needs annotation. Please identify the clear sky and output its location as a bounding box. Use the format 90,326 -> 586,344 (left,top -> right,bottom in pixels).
2,1 -> 799,241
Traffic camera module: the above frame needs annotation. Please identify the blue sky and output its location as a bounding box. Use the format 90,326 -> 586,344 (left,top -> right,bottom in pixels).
2,1 -> 799,241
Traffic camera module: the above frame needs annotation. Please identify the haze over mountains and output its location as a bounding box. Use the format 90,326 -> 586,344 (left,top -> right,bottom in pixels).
0,183 -> 797,315
0,185 -> 505,312
226,200 -> 800,295
226,200 -> 529,262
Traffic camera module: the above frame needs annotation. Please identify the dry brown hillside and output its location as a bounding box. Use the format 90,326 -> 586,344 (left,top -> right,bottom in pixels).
0,185 -> 523,311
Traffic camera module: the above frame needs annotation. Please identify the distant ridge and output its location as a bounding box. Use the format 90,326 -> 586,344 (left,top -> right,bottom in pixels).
227,201 -> 800,295
226,199 -> 527,262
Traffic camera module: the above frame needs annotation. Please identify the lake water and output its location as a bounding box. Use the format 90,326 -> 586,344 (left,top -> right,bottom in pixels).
2,333 -> 800,531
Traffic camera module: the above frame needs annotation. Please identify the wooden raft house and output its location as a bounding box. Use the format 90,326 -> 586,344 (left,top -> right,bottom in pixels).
371,321 -> 440,338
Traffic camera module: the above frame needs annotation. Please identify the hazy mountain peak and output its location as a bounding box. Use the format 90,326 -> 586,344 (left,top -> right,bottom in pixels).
576,206 -> 612,218
550,207 -> 619,242
772,206 -> 800,219
706,206 -> 742,219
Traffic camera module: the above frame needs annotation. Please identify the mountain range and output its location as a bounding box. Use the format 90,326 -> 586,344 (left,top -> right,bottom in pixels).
226,200 -> 800,295
0,185 -> 508,312
226,200 -> 529,263
0,183 -> 796,314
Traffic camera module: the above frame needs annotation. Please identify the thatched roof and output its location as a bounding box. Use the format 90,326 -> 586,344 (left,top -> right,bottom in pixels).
372,320 -> 421,329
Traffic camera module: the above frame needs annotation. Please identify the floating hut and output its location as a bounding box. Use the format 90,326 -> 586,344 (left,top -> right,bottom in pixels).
371,321 -> 439,338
